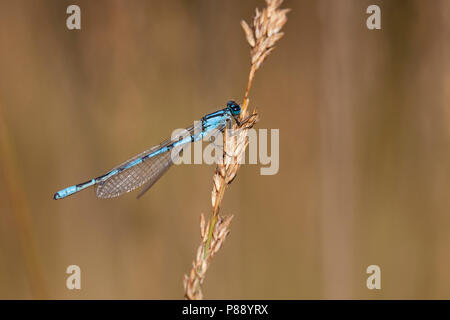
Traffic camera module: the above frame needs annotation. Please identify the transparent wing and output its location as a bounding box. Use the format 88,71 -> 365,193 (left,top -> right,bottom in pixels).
95,124 -> 199,199
135,151 -> 174,199
95,121 -> 228,199
136,122 -> 227,199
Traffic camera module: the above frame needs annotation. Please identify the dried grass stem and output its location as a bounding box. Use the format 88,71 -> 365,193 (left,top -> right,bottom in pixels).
183,0 -> 289,299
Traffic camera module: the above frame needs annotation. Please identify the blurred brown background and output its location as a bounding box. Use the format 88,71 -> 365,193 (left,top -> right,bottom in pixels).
0,0 -> 449,299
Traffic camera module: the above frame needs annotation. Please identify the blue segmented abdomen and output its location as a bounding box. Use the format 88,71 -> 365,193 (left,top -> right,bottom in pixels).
53,179 -> 96,199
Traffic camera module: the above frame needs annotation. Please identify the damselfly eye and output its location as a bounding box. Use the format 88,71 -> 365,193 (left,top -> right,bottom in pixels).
227,100 -> 241,115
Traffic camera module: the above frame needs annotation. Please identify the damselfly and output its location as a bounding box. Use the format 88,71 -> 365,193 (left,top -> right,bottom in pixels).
53,101 -> 242,200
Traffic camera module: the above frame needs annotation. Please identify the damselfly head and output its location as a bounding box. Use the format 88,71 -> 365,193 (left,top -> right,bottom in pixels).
227,100 -> 241,115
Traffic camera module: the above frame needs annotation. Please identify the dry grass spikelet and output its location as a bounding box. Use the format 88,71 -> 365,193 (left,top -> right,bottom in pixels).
240,0 -> 290,114
183,213 -> 234,300
211,114 -> 259,207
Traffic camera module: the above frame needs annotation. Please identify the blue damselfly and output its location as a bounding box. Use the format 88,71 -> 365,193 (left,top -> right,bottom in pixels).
53,101 -> 242,200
